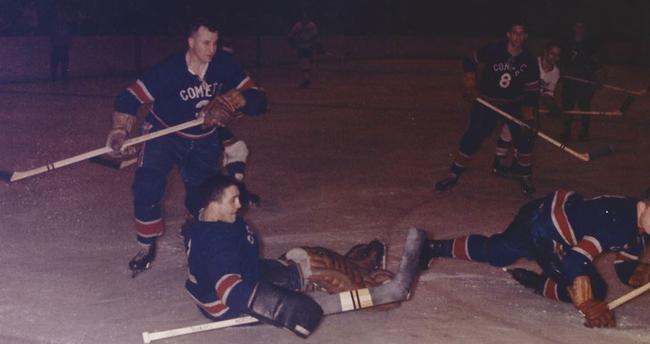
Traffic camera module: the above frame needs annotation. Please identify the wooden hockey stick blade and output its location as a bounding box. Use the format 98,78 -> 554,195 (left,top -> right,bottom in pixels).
140,227 -> 426,343
2,118 -> 204,183
89,155 -> 138,170
0,169 -> 14,183
607,281 -> 650,310
587,144 -> 614,160
563,75 -> 647,96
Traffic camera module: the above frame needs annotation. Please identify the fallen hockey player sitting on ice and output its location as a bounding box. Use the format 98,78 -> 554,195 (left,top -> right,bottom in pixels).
184,174 -> 393,337
419,188 -> 650,328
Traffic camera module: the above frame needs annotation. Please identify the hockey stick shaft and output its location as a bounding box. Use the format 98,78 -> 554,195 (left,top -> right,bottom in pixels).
1,118 -> 204,182
563,75 -> 647,96
539,109 -> 622,116
141,227 -> 425,343
476,98 -> 590,161
607,281 -> 650,310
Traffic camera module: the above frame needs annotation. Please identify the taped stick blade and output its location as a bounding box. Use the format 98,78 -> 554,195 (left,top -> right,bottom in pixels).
588,144 -> 615,160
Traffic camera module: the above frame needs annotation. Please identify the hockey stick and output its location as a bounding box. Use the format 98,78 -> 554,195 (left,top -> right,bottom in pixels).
539,109 -> 622,116
476,98 -> 613,162
607,281 -> 650,310
563,75 -> 649,96
0,118 -> 204,183
141,227 -> 425,343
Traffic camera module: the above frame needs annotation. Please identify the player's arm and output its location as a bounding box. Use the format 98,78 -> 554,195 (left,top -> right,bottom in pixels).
202,244 -> 322,337
202,57 -> 267,127
107,62 -> 170,155
614,238 -> 649,287
562,236 -> 615,327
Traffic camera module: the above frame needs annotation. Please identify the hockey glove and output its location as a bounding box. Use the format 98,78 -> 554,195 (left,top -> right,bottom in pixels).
106,112 -> 136,158
628,263 -> 650,287
462,72 -> 478,103
569,276 -> 616,328
247,281 -> 323,338
201,89 -> 246,128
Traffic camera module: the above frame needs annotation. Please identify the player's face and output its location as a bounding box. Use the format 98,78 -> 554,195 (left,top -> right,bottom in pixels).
205,185 -> 241,223
188,26 -> 218,64
506,25 -> 527,50
544,46 -> 561,67
638,201 -> 650,234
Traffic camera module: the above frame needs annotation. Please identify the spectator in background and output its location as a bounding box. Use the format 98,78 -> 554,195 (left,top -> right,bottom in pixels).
288,13 -> 321,88
49,2 -> 77,82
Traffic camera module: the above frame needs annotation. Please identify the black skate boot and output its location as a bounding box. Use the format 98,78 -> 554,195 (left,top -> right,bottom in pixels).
507,268 -> 545,294
520,175 -> 536,196
491,156 -> 510,178
129,242 -> 157,278
434,175 -> 459,192
419,239 -> 453,270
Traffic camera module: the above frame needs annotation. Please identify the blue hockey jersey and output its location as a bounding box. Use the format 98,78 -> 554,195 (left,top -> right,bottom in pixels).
463,40 -> 539,107
185,216 -> 260,319
534,190 -> 646,284
115,50 -> 266,139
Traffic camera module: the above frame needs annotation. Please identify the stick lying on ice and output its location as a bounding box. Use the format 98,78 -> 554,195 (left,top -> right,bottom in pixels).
141,227 -> 426,344
476,98 -> 613,162
0,118 -> 204,183
607,281 -> 650,310
563,75 -> 649,96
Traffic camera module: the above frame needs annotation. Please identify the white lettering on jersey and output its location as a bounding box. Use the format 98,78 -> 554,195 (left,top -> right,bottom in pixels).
179,82 -> 219,101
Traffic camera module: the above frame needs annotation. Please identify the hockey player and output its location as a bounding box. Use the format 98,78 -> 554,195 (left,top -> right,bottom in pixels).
435,22 -> 540,194
492,42 -> 563,194
106,18 -> 267,277
419,188 -> 650,328
560,20 -> 601,141
288,13 -> 320,88
185,174 -> 392,336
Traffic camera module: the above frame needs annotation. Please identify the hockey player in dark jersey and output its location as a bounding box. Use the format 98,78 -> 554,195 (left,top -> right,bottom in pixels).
420,188 -> 650,328
184,174 -> 393,336
435,22 -> 540,195
560,20 -> 601,141
105,18 -> 267,277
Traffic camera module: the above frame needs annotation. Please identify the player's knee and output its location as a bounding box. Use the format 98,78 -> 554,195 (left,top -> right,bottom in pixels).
133,167 -> 167,206
223,140 -> 249,165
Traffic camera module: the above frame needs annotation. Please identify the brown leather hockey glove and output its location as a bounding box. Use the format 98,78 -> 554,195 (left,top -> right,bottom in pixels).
569,275 -> 616,328
628,263 -> 650,287
201,89 -> 246,128
282,245 -> 393,294
106,111 -> 137,158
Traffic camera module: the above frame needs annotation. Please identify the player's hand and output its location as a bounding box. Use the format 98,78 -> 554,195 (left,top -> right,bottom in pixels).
106,128 -> 128,158
201,90 -> 246,128
106,112 -> 135,158
577,300 -> 616,328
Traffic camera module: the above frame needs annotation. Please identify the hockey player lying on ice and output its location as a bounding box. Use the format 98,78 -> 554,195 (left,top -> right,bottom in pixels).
420,188 -> 650,328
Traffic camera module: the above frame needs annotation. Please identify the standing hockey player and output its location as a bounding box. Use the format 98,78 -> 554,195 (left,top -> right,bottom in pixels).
435,22 -> 540,194
288,13 -> 320,88
492,42 -> 563,193
105,18 -> 267,277
420,188 -> 650,328
185,174 -> 393,336
560,20 -> 600,141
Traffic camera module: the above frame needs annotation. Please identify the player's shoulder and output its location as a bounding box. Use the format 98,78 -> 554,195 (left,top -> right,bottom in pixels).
212,50 -> 240,66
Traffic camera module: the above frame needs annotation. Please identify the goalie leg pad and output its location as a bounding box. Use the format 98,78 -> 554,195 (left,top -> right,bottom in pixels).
247,281 -> 323,338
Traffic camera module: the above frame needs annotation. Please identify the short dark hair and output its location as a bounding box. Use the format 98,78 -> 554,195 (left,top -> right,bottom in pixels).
200,174 -> 239,208
507,20 -> 527,33
544,41 -> 562,52
187,17 -> 219,37
642,187 -> 650,203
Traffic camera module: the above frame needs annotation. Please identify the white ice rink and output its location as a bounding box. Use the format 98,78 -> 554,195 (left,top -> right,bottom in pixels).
1,59 -> 649,343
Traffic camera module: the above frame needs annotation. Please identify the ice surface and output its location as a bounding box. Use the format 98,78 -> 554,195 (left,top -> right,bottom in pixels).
1,59 -> 649,343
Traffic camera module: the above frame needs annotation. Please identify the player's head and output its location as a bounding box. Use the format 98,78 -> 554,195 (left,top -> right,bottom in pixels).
573,20 -> 587,39
543,41 -> 562,67
187,18 -> 219,64
506,21 -> 528,50
200,174 -> 241,223
637,187 -> 650,234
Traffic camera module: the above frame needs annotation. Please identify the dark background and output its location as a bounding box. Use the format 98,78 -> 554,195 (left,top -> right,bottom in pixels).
2,0 -> 650,39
